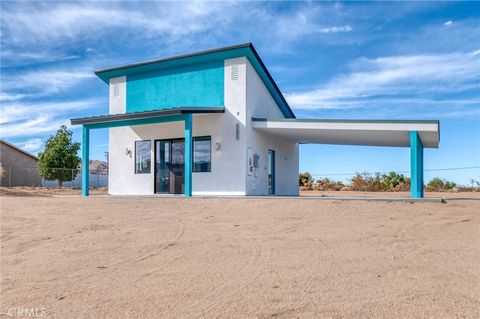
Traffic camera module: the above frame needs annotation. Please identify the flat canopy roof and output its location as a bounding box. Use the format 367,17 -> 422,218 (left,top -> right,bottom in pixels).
71,107 -> 224,126
252,118 -> 440,148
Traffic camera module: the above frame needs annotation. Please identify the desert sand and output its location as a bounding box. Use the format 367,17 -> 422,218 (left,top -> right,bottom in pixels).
1,190 -> 479,318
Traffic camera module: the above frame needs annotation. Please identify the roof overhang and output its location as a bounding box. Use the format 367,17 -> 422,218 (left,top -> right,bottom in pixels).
252,118 -> 440,148
71,107 -> 224,126
94,43 -> 295,119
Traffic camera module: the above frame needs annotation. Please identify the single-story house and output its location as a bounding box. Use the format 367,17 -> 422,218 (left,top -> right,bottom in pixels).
0,139 -> 42,187
71,43 -> 439,198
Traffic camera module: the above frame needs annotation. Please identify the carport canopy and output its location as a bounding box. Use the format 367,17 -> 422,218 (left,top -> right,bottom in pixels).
252,118 -> 439,148
252,118 -> 440,198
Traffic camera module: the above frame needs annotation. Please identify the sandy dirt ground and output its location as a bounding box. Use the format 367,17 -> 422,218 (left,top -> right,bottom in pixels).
1,191 -> 479,318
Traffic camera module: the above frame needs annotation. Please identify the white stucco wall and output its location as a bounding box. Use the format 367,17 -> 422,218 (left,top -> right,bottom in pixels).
107,57 -> 298,196
245,60 -> 299,196
107,60 -> 249,196
109,76 -> 126,114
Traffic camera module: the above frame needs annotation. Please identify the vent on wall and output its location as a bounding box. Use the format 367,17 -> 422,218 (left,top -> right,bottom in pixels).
231,65 -> 239,81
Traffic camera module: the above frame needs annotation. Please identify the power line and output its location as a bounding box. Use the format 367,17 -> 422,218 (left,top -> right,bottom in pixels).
309,166 -> 480,176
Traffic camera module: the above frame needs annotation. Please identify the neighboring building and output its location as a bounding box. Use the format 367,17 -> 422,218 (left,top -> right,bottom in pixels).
71,43 -> 440,198
0,140 -> 41,187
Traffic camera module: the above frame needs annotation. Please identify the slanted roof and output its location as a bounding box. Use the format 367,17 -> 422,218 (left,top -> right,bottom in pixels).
71,107 -> 225,126
94,43 -> 295,119
0,139 -> 38,160
252,118 -> 440,148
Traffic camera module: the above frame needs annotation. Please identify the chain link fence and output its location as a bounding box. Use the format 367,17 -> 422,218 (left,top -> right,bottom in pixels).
0,166 -> 108,188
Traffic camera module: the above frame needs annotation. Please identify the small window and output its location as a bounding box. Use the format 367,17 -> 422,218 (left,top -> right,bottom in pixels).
193,136 -> 211,172
113,83 -> 119,97
135,140 -> 151,174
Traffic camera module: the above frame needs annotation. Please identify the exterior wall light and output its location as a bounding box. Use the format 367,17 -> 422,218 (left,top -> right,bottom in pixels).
125,148 -> 132,157
215,142 -> 221,151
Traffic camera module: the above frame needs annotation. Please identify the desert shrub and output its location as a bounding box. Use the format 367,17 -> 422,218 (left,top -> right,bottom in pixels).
458,179 -> 480,192
299,172 -> 314,190
314,178 -> 344,191
382,172 -> 410,191
350,172 -> 384,191
426,178 -> 457,192
349,172 -> 410,192
298,172 -> 315,190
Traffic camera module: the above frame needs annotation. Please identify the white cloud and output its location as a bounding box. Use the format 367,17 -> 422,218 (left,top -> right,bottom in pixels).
1,2 -> 233,45
0,92 -> 26,102
444,20 -> 453,26
1,1 -> 361,61
286,51 -> 480,110
0,116 -> 68,139
0,99 -> 101,140
0,98 -> 101,124
1,50 -> 80,65
316,25 -> 352,33
21,138 -> 43,152
1,69 -> 95,96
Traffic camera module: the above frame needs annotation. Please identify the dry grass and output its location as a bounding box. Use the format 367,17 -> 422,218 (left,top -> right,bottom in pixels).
1,190 -> 479,318
0,187 -> 107,197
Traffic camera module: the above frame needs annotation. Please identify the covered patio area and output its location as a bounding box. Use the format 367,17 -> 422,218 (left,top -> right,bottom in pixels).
71,107 -> 225,197
252,118 -> 440,198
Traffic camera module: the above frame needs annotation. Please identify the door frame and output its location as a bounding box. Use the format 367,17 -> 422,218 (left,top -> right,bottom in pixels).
268,149 -> 275,195
154,137 -> 185,194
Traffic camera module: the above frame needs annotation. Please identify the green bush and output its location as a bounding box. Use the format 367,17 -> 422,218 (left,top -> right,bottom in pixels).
299,172 -> 314,190
349,172 -> 410,192
426,178 -> 457,192
350,172 -> 382,191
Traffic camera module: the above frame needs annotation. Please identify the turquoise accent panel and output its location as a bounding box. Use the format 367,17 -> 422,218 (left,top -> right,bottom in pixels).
410,131 -> 424,198
184,114 -> 193,197
126,60 -> 224,113
96,46 -> 295,118
82,126 -> 90,197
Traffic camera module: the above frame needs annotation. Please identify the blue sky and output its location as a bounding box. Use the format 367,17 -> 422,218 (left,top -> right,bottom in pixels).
1,1 -> 479,184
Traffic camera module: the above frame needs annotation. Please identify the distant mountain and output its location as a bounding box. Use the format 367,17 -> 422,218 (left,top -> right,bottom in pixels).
89,160 -> 108,174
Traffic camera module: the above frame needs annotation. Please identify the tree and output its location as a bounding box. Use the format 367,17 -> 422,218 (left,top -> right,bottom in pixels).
38,125 -> 81,188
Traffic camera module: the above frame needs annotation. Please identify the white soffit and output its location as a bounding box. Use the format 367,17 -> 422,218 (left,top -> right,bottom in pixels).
252,119 -> 440,148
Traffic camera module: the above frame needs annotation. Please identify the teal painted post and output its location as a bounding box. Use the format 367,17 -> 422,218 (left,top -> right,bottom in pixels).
82,125 -> 90,197
410,131 -> 424,198
184,114 -> 193,197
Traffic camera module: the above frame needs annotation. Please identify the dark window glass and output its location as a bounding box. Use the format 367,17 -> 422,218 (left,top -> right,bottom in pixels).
172,140 -> 185,164
193,136 -> 211,172
135,140 -> 151,174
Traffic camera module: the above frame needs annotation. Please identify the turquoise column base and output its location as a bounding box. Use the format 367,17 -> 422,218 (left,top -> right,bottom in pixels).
184,114 -> 193,197
410,131 -> 424,198
82,125 -> 90,197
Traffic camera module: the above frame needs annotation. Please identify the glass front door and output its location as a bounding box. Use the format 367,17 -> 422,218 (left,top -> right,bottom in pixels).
155,139 -> 184,194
